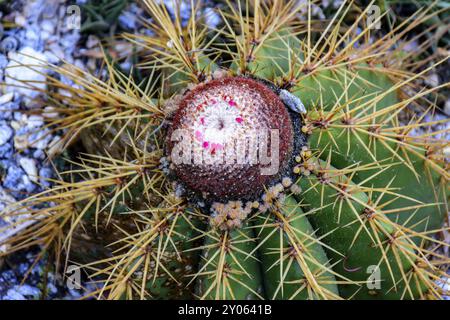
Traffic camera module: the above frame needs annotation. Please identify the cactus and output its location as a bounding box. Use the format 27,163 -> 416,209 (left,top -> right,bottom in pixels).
1,1 -> 448,300
80,0 -> 129,34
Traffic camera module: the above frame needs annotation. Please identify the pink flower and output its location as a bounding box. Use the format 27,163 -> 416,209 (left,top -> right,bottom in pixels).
195,130 -> 203,141
235,117 -> 243,124
211,143 -> 223,151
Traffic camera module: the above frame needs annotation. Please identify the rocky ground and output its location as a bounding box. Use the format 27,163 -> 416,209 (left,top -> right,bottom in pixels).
0,0 -> 448,300
0,0 -> 87,300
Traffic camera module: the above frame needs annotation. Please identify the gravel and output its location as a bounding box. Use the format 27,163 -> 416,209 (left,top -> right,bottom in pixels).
0,0 -> 85,300
5,46 -> 48,101
0,248 -> 94,300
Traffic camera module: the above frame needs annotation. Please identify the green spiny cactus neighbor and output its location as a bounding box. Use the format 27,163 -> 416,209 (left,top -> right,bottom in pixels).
0,0 -> 448,300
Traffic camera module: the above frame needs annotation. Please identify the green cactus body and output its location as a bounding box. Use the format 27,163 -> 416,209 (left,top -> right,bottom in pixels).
116,207 -> 203,300
144,208 -> 203,299
295,161 -> 428,299
197,196 -> 339,300
294,66 -> 446,232
255,196 -> 339,299
250,29 -> 446,233
197,226 -> 263,300
308,123 -> 446,232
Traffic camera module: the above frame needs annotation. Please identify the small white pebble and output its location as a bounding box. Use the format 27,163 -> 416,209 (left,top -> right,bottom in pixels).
0,123 -> 13,146
27,115 -> 44,129
19,157 -> 38,183
5,47 -> 48,101
0,92 -> 14,105
444,99 -> 450,116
